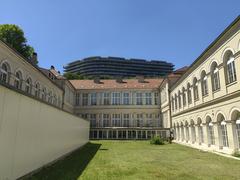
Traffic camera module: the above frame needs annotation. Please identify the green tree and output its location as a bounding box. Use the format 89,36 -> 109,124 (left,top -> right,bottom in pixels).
63,72 -> 86,80
0,24 -> 37,65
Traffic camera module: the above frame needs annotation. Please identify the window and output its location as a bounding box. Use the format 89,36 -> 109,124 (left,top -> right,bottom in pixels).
53,94 -> 57,105
193,78 -> 199,101
220,121 -> 229,147
123,92 -> 130,105
160,86 -> 167,104
236,120 -> 240,148
41,87 -> 47,101
145,92 -> 152,105
0,63 -> 9,83
90,93 -> 97,105
182,87 -> 186,106
208,122 -> 215,145
112,92 -> 121,105
35,83 -> 40,98
136,114 -> 143,127
171,97 -> 174,112
136,92 -> 143,105
191,123 -> 196,143
175,94 -> 178,110
25,78 -> 32,94
75,93 -> 80,105
103,92 -> 110,105
154,92 -> 159,105
103,114 -> 110,127
123,114 -> 130,127
48,91 -> 52,103
14,71 -> 22,89
201,71 -> 208,96
82,93 -> 88,106
178,91 -> 181,109
187,83 -> 192,104
112,114 -> 121,127
199,125 -> 204,144
90,114 -> 97,127
224,51 -> 237,84
146,114 -> 153,127
186,126 -> 190,142
211,62 -> 220,91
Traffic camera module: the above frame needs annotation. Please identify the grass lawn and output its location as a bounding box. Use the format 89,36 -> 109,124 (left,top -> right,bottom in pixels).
25,141 -> 240,180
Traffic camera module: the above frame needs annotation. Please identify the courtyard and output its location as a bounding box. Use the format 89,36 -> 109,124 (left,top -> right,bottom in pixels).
25,141 -> 240,180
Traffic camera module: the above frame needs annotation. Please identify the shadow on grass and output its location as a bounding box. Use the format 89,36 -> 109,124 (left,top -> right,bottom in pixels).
24,142 -> 101,180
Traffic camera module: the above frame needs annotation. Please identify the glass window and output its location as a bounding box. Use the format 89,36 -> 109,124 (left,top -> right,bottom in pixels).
145,92 -> 152,105
175,94 -> 178,110
0,63 -> 9,83
212,65 -> 220,91
187,83 -> 192,104
112,114 -> 121,127
35,83 -> 40,98
226,55 -> 237,84
182,88 -> 186,106
82,93 -> 88,106
193,78 -> 199,101
14,71 -> 22,89
178,91 -> 181,109
154,92 -> 159,105
103,92 -> 110,105
220,121 -> 229,147
199,125 -> 204,144
90,114 -> 97,127
112,92 -> 121,105
136,92 -> 143,105
103,114 -> 110,127
123,114 -> 130,127
146,114 -> 153,127
75,93 -> 80,105
90,93 -> 97,105
42,87 -> 47,101
236,120 -> 240,148
123,92 -> 130,105
25,78 -> 32,94
208,122 -> 215,145
136,114 -> 143,127
201,73 -> 208,96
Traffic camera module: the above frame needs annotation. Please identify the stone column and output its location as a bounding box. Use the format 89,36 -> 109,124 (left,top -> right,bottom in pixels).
213,122 -> 221,149
202,124 -> 209,147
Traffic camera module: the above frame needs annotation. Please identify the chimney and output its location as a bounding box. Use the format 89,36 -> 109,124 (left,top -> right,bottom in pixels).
137,75 -> 145,83
50,65 -> 55,70
94,77 -> 101,84
116,77 -> 123,83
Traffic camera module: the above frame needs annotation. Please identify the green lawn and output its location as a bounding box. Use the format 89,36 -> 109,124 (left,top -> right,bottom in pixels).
26,141 -> 240,180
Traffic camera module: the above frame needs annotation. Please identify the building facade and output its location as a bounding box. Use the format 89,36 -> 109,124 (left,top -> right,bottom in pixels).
70,78 -> 170,139
160,16 -> 240,154
64,56 -> 174,78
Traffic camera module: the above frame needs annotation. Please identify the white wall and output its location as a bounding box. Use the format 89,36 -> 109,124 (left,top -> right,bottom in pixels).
0,85 -> 89,180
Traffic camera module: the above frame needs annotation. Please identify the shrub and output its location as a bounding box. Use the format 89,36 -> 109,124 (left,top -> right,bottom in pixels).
150,136 -> 165,145
232,151 -> 240,158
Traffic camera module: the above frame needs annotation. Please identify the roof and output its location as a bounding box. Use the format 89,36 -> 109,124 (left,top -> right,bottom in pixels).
70,78 -> 163,90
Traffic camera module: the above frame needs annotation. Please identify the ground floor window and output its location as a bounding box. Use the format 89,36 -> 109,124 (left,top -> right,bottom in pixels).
191,126 -> 196,143
199,125 -> 204,144
208,123 -> 215,145
186,127 -> 189,142
220,121 -> 229,147
236,120 -> 240,148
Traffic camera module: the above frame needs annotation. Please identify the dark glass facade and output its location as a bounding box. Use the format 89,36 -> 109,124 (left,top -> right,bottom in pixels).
64,56 -> 174,77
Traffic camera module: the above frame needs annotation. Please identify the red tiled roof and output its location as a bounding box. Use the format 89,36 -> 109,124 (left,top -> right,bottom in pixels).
70,78 -> 163,90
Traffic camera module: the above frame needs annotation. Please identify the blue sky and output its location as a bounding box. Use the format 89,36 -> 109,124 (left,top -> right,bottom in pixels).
0,0 -> 239,72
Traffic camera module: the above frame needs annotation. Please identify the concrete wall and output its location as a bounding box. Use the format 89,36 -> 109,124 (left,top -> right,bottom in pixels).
0,85 -> 89,180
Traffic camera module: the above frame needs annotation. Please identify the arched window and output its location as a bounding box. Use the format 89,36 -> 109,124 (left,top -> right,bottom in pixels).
193,78 -> 199,101
53,94 -> 57,105
187,83 -> 192,104
171,96 -> 174,112
14,71 -> 22,89
211,62 -> 220,91
0,62 -> 10,83
218,114 -> 229,147
178,90 -> 181,109
201,71 -> 208,96
190,120 -> 196,143
230,110 -> 240,149
185,122 -> 190,142
224,50 -> 237,84
197,118 -> 204,144
206,116 -> 215,145
35,83 -> 40,98
48,91 -> 52,103
42,87 -> 47,101
25,77 -> 32,94
175,94 -> 178,110
182,87 -> 186,106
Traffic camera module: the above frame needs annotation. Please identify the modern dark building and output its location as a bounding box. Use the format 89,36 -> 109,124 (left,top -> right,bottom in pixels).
64,56 -> 174,78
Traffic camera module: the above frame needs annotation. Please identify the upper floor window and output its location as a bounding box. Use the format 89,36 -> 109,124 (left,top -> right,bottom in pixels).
35,82 -> 40,98
123,92 -> 130,105
53,94 -> 57,105
193,78 -> 199,101
224,51 -> 237,84
75,93 -> 80,106
211,62 -> 220,91
123,114 -> 130,127
171,97 -> 174,112
90,93 -> 97,105
178,90 -> 181,109
175,94 -> 178,110
136,92 -> 143,105
112,114 -> 121,127
90,114 -> 97,127
0,63 -> 10,83
145,92 -> 152,105
103,114 -> 110,127
103,92 -> 110,105
182,87 -> 186,106
82,93 -> 88,106
187,83 -> 192,104
48,91 -> 52,103
14,71 -> 22,89
201,71 -> 208,96
112,92 -> 120,105
154,92 -> 159,105
25,77 -> 32,94
42,87 -> 47,101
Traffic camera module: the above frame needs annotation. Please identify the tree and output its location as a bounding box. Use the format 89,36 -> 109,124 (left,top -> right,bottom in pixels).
63,72 -> 86,80
0,24 -> 37,65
